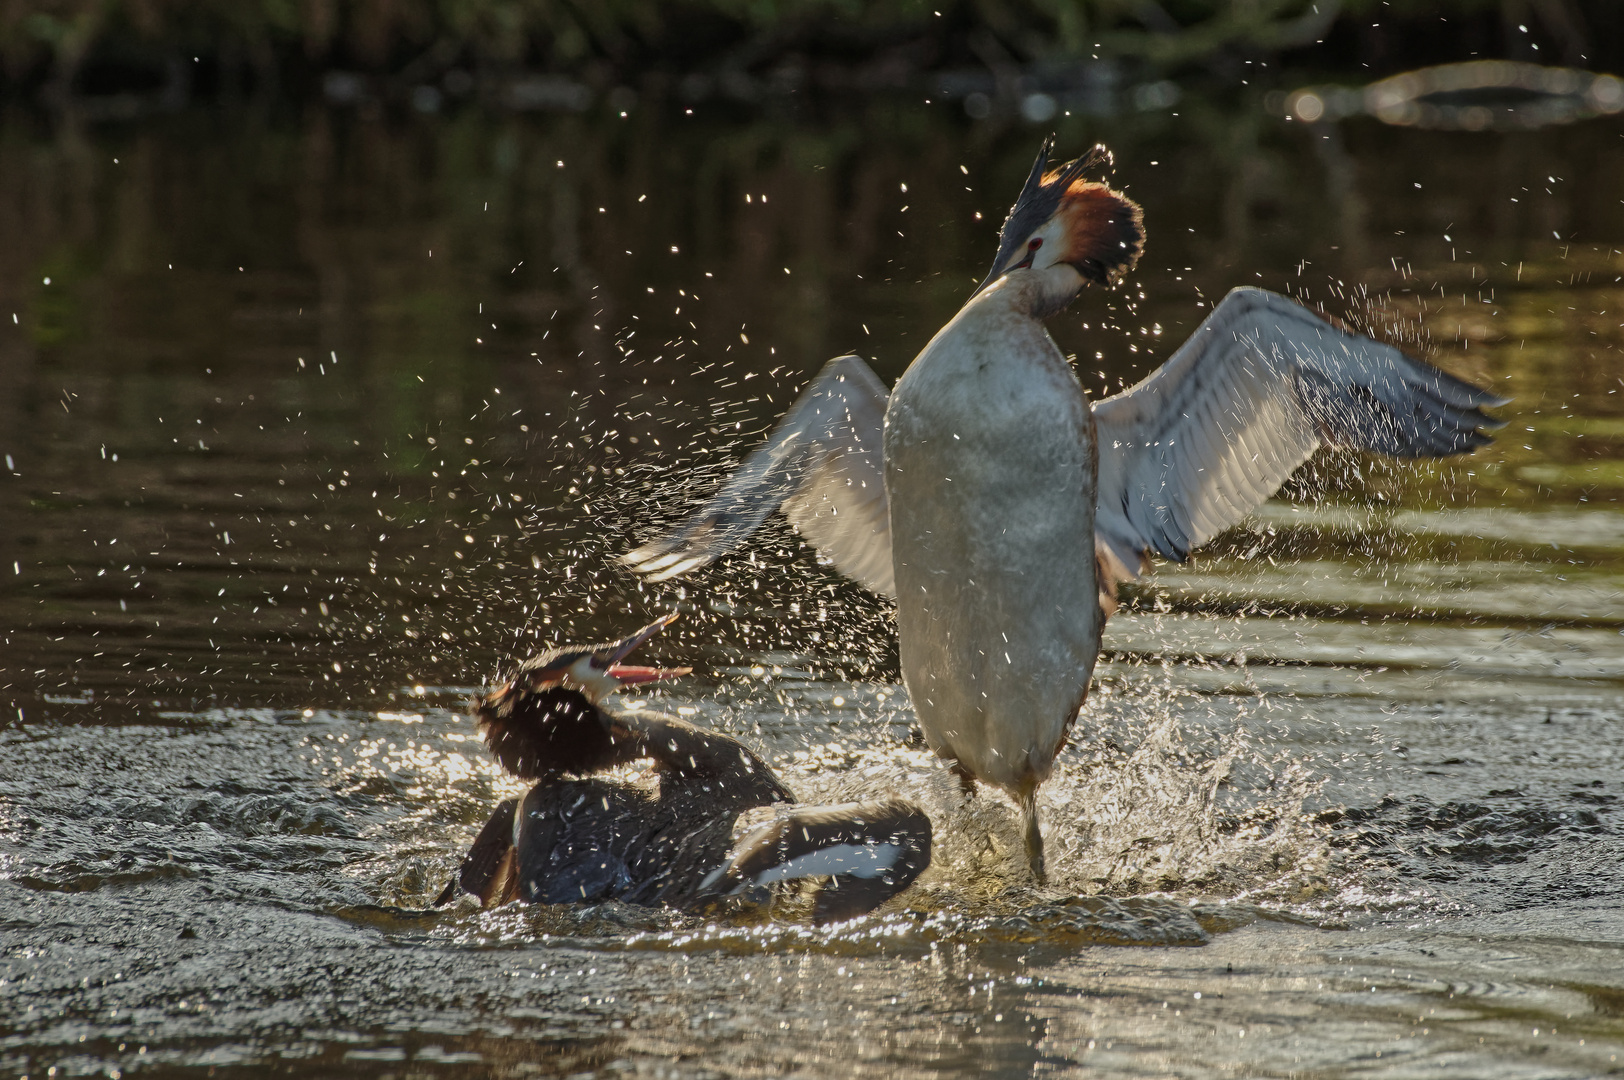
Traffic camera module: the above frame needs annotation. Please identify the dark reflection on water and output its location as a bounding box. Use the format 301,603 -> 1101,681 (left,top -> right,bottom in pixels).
3,99 -> 1624,1077
6,101 -> 1624,712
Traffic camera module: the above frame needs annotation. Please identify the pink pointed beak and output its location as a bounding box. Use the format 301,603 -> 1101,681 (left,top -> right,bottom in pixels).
600,612 -> 690,685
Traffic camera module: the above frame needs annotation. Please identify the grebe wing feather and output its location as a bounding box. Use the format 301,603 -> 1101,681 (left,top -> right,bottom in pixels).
1092,287 -> 1506,591
622,354 -> 895,596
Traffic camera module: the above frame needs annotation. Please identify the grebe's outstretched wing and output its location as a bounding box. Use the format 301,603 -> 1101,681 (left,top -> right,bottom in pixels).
622,354 -> 895,596
1092,287 -> 1507,595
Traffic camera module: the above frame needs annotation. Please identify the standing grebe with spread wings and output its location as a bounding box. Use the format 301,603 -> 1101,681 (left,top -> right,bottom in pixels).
622,139 -> 1505,879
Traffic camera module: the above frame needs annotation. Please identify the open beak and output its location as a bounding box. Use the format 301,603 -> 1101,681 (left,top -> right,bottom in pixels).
597,611 -> 690,685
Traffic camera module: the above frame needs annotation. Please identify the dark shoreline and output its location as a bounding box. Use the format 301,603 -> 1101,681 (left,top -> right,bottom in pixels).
3,0 -> 1621,114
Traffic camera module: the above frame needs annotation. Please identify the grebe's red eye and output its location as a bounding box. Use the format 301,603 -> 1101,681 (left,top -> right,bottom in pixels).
1028,238 -> 1043,251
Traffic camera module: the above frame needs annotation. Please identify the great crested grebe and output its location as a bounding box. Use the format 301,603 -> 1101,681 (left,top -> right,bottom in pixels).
623,139 -> 1505,880
434,614 -> 932,923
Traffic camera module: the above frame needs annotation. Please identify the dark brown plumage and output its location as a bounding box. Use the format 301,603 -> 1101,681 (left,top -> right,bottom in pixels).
470,612 -> 689,780
473,682 -> 629,781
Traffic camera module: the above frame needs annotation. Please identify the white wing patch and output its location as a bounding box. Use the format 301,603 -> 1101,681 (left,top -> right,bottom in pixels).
1092,287 -> 1504,596
745,842 -> 903,887
622,354 -> 895,596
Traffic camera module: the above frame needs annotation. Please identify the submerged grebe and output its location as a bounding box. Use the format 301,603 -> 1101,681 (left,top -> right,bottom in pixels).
434,614 -> 932,923
624,139 -> 1505,880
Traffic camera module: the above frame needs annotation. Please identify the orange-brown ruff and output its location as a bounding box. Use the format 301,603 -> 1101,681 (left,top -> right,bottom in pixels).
475,682 -> 621,781
974,143 -> 1141,299
1054,179 -> 1143,287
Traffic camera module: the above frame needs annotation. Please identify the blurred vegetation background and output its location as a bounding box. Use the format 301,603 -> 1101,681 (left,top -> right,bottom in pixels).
0,0 -> 1616,105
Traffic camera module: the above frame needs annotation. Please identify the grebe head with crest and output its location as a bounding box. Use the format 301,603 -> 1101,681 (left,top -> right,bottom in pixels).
974,137 -> 1145,302
472,612 -> 689,780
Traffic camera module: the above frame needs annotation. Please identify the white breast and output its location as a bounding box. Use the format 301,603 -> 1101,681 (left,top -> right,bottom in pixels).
745,842 -> 904,887
883,275 -> 1103,794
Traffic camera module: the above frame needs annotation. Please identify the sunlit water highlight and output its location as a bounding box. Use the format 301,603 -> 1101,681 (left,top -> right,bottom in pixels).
2,97 -> 1623,1077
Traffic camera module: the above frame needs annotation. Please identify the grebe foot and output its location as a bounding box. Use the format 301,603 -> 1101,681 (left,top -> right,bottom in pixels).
1020,790 -> 1046,884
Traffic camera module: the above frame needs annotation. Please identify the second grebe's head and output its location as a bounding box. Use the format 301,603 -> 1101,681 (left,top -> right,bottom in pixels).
473,612 -> 691,779
507,611 -> 690,705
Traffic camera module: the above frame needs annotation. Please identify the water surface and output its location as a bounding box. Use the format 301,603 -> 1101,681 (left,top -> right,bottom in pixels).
3,97 -> 1624,1077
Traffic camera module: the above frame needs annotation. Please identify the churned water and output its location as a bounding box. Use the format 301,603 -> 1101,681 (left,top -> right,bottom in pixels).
3,94 -> 1623,1077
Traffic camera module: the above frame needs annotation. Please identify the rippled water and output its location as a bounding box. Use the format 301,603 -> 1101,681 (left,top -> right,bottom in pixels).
3,97 -> 1624,1077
